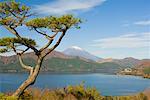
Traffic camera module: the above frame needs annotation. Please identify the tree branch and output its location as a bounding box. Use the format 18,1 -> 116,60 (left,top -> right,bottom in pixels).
4,25 -> 21,38
39,31 -> 59,52
18,54 -> 33,75
34,28 -> 51,39
11,43 -> 17,54
33,28 -> 60,52
39,39 -> 53,52
11,43 -> 33,75
11,44 -> 32,74
3,25 -> 39,55
5,4 -> 21,19
12,15 -> 25,28
20,47 -> 30,55
42,29 -> 67,58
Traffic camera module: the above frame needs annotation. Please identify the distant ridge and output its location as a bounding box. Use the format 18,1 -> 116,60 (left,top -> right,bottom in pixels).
0,50 -> 122,74
98,57 -> 141,68
0,47 -> 149,74
0,50 -> 71,64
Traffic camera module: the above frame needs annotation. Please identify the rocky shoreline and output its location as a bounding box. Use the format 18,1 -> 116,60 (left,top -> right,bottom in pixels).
117,68 -> 150,79
118,72 -> 150,79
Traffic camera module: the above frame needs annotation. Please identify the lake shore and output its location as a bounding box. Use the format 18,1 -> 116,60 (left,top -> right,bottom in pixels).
117,71 -> 150,79
1,70 -> 150,78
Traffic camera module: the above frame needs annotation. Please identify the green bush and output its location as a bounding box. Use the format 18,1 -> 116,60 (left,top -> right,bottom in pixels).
18,83 -> 102,100
0,93 -> 17,100
103,93 -> 148,100
0,85 -> 148,100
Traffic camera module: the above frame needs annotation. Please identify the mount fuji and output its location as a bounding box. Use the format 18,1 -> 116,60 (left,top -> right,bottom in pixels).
63,46 -> 101,61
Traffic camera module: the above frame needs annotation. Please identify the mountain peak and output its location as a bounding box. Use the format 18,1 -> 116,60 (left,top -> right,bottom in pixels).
70,46 -> 83,51
63,46 -> 101,61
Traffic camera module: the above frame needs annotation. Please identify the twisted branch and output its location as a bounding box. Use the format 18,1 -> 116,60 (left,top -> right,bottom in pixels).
18,54 -> 33,75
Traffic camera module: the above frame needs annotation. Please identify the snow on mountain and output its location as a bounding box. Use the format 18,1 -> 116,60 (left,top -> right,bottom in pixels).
63,46 -> 101,61
71,46 -> 83,51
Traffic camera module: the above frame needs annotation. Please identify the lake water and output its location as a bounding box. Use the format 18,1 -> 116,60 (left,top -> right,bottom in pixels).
0,73 -> 150,96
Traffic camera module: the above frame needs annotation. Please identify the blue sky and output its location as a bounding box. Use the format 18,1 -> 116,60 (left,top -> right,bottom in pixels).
0,0 -> 150,59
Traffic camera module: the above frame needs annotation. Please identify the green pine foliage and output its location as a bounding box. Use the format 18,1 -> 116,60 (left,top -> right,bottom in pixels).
0,1 -> 30,26
0,1 -> 81,54
26,15 -> 81,30
0,37 -> 36,53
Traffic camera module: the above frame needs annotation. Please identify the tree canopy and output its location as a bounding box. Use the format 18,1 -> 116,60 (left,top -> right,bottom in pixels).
0,1 -> 81,97
0,1 -> 81,55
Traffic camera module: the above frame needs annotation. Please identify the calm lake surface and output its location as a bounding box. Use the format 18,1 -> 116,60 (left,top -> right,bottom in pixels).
0,73 -> 150,96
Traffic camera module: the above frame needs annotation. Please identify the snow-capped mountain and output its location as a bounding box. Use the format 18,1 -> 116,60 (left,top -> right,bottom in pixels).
63,46 -> 101,61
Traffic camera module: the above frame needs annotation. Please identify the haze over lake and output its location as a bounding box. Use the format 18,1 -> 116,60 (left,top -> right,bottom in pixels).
1,73 -> 150,96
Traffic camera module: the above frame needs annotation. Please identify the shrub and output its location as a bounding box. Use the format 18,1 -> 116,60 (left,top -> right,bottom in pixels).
0,93 -> 17,100
0,85 -> 148,100
17,84 -> 102,100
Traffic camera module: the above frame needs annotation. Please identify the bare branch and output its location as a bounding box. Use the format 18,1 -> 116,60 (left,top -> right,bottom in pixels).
42,29 -> 67,58
4,25 -> 21,38
11,45 -> 30,69
18,54 -> 33,75
33,28 -> 61,52
39,39 -> 53,52
34,27 -> 51,39
10,46 -> 29,55
20,47 -> 30,55
39,31 -> 59,52
50,31 -> 59,38
11,43 -> 17,54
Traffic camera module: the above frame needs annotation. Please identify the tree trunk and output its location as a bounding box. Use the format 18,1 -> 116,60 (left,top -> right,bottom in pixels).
12,59 -> 42,97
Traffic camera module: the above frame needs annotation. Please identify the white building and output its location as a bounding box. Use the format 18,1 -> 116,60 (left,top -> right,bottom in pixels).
124,68 -> 132,73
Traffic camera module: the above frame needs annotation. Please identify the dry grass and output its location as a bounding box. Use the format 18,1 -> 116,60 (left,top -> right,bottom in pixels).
0,84 -> 149,100
143,88 -> 150,100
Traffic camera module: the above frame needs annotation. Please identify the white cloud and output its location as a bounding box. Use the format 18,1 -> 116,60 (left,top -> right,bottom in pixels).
33,0 -> 106,15
122,23 -> 130,27
122,19 -> 150,27
91,32 -> 150,48
134,20 -> 150,26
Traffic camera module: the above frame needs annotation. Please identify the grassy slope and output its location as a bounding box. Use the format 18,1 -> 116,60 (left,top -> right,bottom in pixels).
0,57 -> 122,74
143,67 -> 150,74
